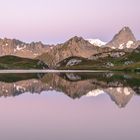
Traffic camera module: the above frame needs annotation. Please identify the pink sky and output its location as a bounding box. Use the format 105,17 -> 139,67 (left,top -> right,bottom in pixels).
0,0 -> 139,44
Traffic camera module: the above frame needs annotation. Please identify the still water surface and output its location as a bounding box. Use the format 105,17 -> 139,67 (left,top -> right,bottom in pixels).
0,72 -> 139,140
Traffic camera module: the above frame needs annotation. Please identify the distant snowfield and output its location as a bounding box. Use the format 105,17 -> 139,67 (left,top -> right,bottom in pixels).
86,39 -> 107,46
0,70 -> 110,73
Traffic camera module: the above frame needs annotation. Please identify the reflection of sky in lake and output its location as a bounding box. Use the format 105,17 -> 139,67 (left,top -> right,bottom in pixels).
0,91 -> 139,140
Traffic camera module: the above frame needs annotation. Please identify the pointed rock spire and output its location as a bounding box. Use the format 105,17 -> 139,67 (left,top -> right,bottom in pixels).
107,26 -> 136,49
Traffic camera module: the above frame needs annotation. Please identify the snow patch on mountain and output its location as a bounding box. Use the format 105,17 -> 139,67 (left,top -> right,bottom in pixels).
126,41 -> 134,48
14,45 -> 27,53
66,59 -> 82,66
119,43 -> 125,49
87,39 -> 107,47
118,40 -> 134,49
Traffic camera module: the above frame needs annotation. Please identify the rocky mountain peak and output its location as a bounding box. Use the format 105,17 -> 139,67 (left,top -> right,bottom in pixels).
64,36 -> 89,46
37,36 -> 106,67
122,26 -> 133,32
69,36 -> 83,42
106,26 -> 136,49
0,38 -> 25,47
31,41 -> 43,45
0,38 -> 49,58
118,26 -> 136,40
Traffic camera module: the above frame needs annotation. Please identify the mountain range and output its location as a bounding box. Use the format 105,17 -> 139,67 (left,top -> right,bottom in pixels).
0,26 -> 139,70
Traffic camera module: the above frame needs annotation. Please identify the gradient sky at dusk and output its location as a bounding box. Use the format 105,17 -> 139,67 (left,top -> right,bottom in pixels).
0,0 -> 139,44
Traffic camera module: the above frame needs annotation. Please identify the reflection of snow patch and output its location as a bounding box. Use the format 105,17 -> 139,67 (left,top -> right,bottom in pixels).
86,89 -> 105,97
14,84 -> 26,91
124,87 -> 131,95
66,73 -> 81,80
116,87 -> 131,95
5,89 -> 8,93
33,80 -> 38,83
106,73 -> 114,78
117,87 -> 121,93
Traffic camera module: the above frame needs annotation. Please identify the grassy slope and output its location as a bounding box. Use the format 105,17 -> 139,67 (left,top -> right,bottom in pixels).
57,57 -> 106,70
110,51 -> 140,71
0,55 -> 48,69
57,51 -> 140,71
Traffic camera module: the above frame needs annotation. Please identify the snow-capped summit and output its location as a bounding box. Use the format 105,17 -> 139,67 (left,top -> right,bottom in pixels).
87,39 -> 107,47
106,27 -> 137,49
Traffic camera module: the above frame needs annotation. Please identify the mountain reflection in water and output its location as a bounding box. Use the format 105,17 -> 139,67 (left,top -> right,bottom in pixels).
0,72 -> 139,108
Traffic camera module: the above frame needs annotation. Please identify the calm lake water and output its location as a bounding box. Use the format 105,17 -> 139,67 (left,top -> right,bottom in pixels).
0,72 -> 140,140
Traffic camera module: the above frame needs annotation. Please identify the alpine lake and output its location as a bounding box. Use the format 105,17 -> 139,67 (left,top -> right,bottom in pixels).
0,70 -> 139,140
